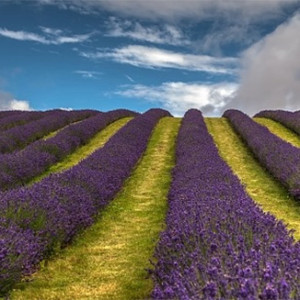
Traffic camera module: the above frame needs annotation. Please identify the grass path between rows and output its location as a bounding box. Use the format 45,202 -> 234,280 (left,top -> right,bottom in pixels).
12,117 -> 181,300
30,117 -> 132,184
205,118 -> 300,241
43,119 -> 84,141
254,117 -> 300,148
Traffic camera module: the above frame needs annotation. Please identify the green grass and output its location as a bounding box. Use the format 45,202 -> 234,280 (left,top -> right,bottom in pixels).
30,117 -> 132,184
254,117 -> 300,148
205,117 -> 300,241
42,119 -> 84,141
11,117 -> 181,300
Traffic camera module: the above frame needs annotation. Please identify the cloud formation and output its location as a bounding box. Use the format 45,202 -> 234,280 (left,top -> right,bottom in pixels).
36,0 -> 298,56
74,70 -> 102,79
114,12 -> 300,118
200,25 -> 260,56
225,13 -> 300,115
0,26 -> 93,45
0,91 -> 31,110
37,0 -> 297,22
106,17 -> 189,46
80,45 -> 238,74
117,82 -> 237,116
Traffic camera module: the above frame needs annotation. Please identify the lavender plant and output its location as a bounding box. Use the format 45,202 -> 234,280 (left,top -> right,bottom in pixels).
254,110 -> 300,136
0,109 -> 138,190
0,109 -> 96,154
0,111 -> 47,132
224,109 -> 300,200
0,108 -> 170,296
0,110 -> 26,120
150,109 -> 300,299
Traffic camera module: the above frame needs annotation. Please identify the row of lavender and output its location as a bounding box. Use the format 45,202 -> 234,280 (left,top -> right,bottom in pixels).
0,110 -> 27,120
0,109 -> 170,296
150,109 -> 300,299
224,109 -> 300,200
0,109 -> 96,154
0,111 -> 46,132
255,109 -> 300,136
0,109 -> 137,191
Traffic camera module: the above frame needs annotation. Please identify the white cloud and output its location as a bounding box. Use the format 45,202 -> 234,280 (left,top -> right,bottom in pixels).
40,26 -> 63,36
80,45 -> 238,74
117,82 -> 237,116
0,91 -> 31,111
200,25 -> 260,56
106,17 -> 189,46
35,0 -> 299,57
74,70 -> 102,79
0,27 -> 93,45
59,107 -> 73,111
36,0 -> 298,21
55,35 -> 90,44
10,99 -> 31,110
0,28 -> 48,43
225,13 -> 300,115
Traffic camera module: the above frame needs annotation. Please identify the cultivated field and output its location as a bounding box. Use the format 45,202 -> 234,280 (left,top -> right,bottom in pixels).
0,108 -> 300,299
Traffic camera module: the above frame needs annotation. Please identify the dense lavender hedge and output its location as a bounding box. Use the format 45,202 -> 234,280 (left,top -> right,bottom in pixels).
0,108 -> 170,296
224,109 -> 300,200
0,109 -> 137,191
0,109 -> 96,154
254,110 -> 300,136
0,110 -> 25,120
0,111 -> 46,132
150,109 -> 300,299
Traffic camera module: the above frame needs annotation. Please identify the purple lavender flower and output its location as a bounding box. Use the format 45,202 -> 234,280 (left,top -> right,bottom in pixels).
0,109 -> 138,190
224,109 -> 300,200
0,111 -> 45,132
150,109 -> 300,299
254,109 -> 300,136
0,109 -> 96,154
0,108 -> 170,296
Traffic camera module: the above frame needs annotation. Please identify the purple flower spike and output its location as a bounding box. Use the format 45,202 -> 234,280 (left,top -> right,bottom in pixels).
0,108 -> 171,296
150,109 -> 300,299
224,109 -> 300,200
254,109 -> 300,136
0,109 -> 138,190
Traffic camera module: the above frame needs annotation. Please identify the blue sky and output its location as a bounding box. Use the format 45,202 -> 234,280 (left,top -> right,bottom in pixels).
0,0 -> 299,116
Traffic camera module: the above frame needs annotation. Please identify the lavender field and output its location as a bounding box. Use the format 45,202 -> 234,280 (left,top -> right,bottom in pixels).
0,108 -> 300,299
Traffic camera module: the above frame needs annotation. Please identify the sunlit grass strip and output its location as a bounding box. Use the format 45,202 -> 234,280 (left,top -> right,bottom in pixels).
254,110 -> 300,136
11,117 -> 180,300
254,117 -> 300,148
30,117 -> 132,184
205,117 -> 300,240
0,109 -> 168,296
224,109 -> 300,200
0,110 -> 94,154
42,119 -> 84,141
0,110 -> 137,191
